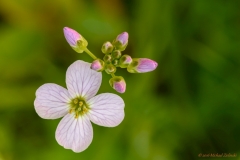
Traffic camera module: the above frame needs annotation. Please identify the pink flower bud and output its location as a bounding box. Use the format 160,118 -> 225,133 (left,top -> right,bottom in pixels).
116,32 -> 128,46
90,59 -> 105,72
113,32 -> 129,51
63,27 -> 80,47
101,41 -> 113,54
63,27 -> 88,53
119,55 -> 132,68
127,58 -> 158,73
109,76 -> 126,93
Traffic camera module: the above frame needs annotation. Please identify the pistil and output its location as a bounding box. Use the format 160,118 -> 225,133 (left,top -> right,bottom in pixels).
69,97 -> 89,118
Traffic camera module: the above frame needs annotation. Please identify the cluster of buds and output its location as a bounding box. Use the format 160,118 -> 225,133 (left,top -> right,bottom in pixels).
63,27 -> 158,93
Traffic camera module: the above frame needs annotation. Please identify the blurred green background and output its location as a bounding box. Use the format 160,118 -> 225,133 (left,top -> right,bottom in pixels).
0,0 -> 240,159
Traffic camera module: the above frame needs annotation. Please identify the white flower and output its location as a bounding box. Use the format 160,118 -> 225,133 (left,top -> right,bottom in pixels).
34,60 -> 125,152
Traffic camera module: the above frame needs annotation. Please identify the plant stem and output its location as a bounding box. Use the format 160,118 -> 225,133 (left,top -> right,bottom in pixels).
84,48 -> 98,60
111,73 -> 115,77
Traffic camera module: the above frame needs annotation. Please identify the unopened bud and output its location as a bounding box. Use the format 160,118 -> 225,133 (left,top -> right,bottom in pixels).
90,59 -> 105,72
105,64 -> 116,74
119,55 -> 132,68
112,50 -> 122,59
63,27 -> 88,53
112,59 -> 118,66
103,55 -> 112,64
109,76 -> 126,93
101,42 -> 113,54
113,32 -> 128,51
127,58 -> 158,73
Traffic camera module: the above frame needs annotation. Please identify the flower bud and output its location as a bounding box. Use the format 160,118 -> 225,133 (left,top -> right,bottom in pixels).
112,59 -> 118,66
101,42 -> 113,54
105,64 -> 116,74
109,76 -> 126,93
90,59 -> 105,72
103,55 -> 112,64
118,55 -> 132,68
112,50 -> 122,59
113,32 -> 128,51
127,58 -> 158,73
63,27 -> 88,53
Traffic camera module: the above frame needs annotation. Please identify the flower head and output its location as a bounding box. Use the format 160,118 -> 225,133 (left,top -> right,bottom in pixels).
63,27 -> 88,53
127,58 -> 158,73
34,60 -> 125,152
109,76 -> 126,93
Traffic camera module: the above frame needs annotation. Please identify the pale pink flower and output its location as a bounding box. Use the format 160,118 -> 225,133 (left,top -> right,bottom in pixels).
34,60 -> 125,152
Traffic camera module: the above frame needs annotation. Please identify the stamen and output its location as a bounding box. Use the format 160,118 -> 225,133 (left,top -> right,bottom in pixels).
69,108 -> 73,113
73,98 -> 78,104
83,107 -> 87,113
75,112 -> 79,118
70,97 -> 89,118
79,101 -> 83,107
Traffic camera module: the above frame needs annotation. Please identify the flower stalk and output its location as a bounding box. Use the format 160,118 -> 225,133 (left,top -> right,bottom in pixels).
83,48 -> 98,60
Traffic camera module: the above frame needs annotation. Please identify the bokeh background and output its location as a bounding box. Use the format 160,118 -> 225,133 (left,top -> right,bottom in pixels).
0,0 -> 240,160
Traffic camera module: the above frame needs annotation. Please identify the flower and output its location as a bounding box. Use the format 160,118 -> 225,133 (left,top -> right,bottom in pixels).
127,58 -> 158,73
63,27 -> 88,53
34,60 -> 125,152
109,76 -> 126,93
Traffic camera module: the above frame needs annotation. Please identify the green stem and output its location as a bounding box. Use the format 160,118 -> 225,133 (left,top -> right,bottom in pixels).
84,48 -> 98,60
111,73 -> 115,77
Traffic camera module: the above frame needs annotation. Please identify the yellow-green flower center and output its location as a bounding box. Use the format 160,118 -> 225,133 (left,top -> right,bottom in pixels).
69,97 -> 89,118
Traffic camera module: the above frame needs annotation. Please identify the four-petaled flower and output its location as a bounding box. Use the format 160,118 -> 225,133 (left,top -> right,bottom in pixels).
34,60 -> 125,152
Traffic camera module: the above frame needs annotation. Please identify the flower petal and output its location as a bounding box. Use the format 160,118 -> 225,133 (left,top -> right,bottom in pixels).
34,83 -> 71,119
87,93 -> 125,127
66,60 -> 102,100
55,113 -> 93,153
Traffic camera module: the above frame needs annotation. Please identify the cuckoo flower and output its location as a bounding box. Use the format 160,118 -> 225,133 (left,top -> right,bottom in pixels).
34,60 -> 125,152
